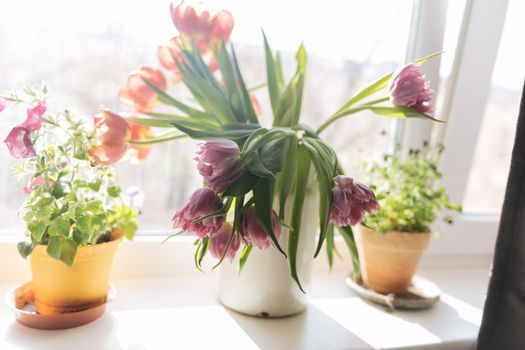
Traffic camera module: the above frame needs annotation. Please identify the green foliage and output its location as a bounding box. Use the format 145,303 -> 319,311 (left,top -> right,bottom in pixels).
361,144 -> 462,234
12,87 -> 138,266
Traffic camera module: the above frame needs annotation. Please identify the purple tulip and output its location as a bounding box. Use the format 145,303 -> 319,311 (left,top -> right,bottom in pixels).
22,101 -> 47,132
0,97 -> 6,113
4,126 -> 36,158
195,139 -> 244,193
172,188 -> 225,237
209,223 -> 240,261
329,175 -> 380,227
241,207 -> 281,249
388,63 -> 434,114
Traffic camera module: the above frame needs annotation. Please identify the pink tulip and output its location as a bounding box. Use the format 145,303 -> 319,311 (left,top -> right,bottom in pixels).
157,37 -> 184,84
172,188 -> 225,237
119,66 -> 167,112
209,10 -> 234,43
388,63 -> 434,114
89,110 -> 131,165
170,1 -> 234,45
209,222 -> 240,260
329,176 -> 380,227
195,139 -> 244,193
4,126 -> 36,158
0,97 -> 6,112
22,101 -> 47,132
241,207 -> 281,249
23,175 -> 48,194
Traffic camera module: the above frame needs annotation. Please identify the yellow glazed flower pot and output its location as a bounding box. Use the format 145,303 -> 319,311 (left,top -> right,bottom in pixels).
354,224 -> 430,294
30,238 -> 121,315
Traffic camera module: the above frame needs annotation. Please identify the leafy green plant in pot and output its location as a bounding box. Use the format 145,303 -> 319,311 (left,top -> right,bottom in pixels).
357,144 -> 462,294
2,85 -> 139,315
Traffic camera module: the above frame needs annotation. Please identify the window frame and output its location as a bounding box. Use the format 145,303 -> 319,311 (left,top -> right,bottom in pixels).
0,0 -> 513,274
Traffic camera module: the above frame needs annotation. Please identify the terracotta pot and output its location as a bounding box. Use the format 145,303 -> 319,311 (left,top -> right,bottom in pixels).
30,238 -> 120,315
354,224 -> 430,294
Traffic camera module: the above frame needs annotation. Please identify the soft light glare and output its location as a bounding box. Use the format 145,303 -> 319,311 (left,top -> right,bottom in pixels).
310,297 -> 442,349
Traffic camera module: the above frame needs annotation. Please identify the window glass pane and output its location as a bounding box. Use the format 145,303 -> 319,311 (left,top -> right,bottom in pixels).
0,0 -> 413,232
462,0 -> 524,212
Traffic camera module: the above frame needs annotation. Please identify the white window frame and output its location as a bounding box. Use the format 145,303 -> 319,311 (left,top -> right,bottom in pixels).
395,0 -> 509,264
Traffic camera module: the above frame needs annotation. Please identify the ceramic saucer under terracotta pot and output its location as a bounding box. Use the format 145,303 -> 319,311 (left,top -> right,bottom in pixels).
4,282 -> 116,330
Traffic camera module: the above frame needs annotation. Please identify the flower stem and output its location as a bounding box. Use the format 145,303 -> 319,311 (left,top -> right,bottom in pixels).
128,132 -> 187,145
316,96 -> 389,134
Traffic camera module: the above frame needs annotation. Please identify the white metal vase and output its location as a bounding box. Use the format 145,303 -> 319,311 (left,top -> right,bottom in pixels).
219,188 -> 319,318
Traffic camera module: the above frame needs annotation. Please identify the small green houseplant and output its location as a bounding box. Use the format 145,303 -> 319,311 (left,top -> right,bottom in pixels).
357,144 -> 462,293
2,85 -> 138,314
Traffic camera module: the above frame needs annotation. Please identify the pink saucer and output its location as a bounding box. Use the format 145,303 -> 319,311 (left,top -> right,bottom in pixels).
4,282 -> 116,330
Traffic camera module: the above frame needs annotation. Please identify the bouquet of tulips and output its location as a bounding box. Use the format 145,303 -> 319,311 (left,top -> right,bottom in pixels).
92,1 -> 440,289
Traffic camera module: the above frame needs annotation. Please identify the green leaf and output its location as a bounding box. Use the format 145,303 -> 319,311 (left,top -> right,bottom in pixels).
365,106 -> 445,123
325,224 -> 335,270
258,138 -> 290,175
230,45 -> 259,123
48,216 -> 70,236
288,145 -> 311,292
278,43 -> 307,126
216,41 -> 238,98
107,186 -> 122,198
253,177 -> 286,256
223,171 -> 260,197
278,138 -> 297,221
88,179 -> 102,192
17,241 -> 34,259
46,236 -> 62,259
338,226 -> 360,281
60,239 -> 78,267
169,122 -> 257,141
129,115 -> 219,130
194,237 -> 209,272
263,31 -> 281,115
302,139 -> 332,258
28,220 -> 47,241
143,79 -> 213,120
177,58 -> 237,124
238,245 -> 253,273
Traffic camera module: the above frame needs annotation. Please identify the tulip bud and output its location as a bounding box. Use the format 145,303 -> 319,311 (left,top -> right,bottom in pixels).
157,37 -> 184,84
119,66 -> 167,112
89,110 -> 131,165
209,222 -> 240,260
172,188 -> 225,237
195,139 -> 244,193
241,207 -> 281,249
388,63 -> 434,114
329,175 -> 380,227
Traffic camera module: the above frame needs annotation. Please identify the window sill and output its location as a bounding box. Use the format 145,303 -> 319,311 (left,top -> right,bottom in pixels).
0,267 -> 488,349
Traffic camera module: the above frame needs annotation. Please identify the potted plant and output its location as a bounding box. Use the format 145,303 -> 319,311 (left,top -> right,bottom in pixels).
357,144 -> 462,294
2,85 -> 139,315
93,2 -> 442,316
